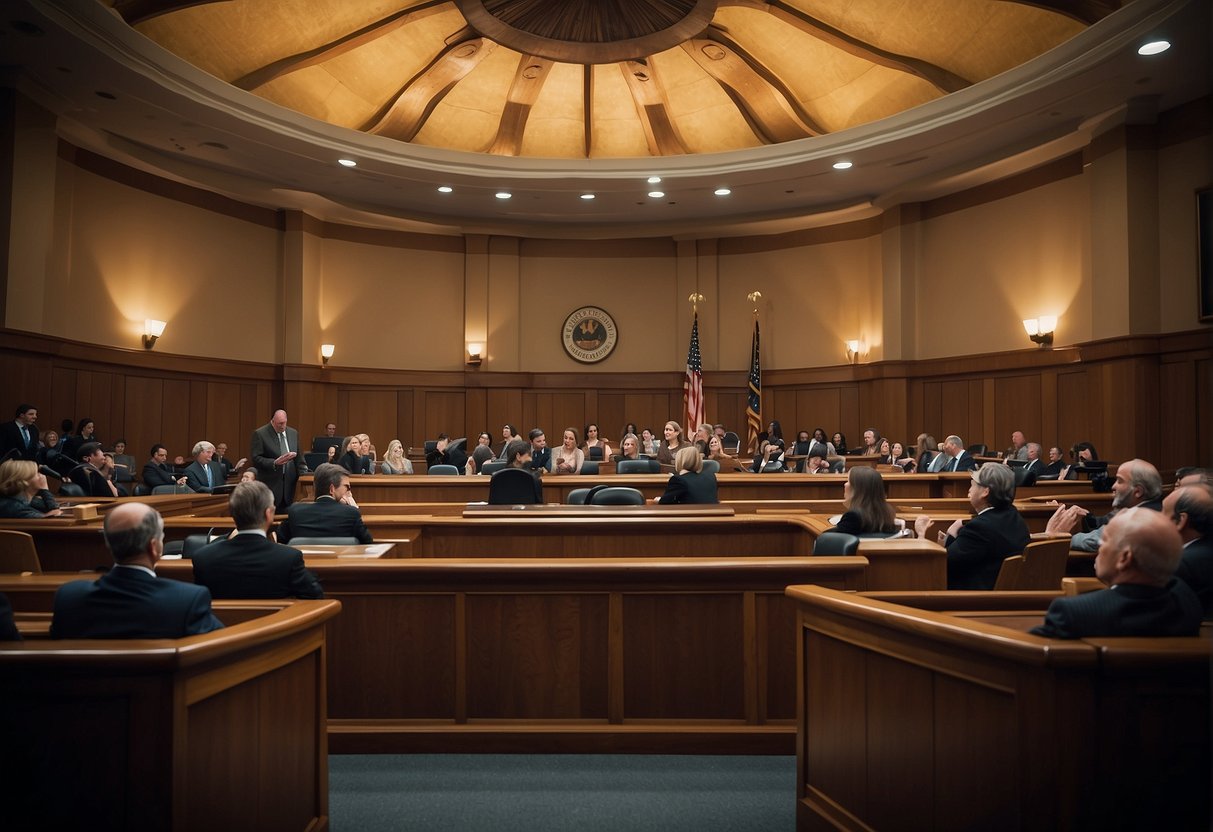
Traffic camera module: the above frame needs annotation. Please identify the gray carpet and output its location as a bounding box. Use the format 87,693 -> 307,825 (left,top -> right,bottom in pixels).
329,754 -> 795,831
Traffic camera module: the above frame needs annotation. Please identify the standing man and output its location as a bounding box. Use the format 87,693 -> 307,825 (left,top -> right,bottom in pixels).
251,409 -> 305,511
1005,430 -> 1028,461
0,404 -> 39,460
183,441 -> 226,494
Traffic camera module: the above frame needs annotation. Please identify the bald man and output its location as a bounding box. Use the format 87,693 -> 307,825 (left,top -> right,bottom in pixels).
250,409 -> 306,511
50,503 -> 223,639
1030,507 -> 1201,638
1167,485 -> 1213,617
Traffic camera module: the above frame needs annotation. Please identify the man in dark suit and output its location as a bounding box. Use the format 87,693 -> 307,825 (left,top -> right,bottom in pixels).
1045,458 -> 1162,552
183,440 -> 227,493
213,442 -> 245,479
1038,445 -> 1067,479
0,404 -> 39,461
250,409 -> 306,511
528,428 -> 552,473
1015,442 -> 1044,486
1167,484 -> 1213,617
69,441 -> 120,498
915,463 -> 1030,590
278,463 -> 372,544
1031,507 -> 1202,638
143,443 -> 187,489
50,502 -> 224,638
935,434 -> 977,473
192,481 -> 323,599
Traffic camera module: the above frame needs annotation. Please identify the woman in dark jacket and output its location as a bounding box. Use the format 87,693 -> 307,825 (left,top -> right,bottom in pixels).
654,446 -> 718,504
832,467 -> 899,536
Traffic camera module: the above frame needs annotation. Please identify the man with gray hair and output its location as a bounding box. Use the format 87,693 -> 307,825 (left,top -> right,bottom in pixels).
1167,485 -> 1213,617
931,435 -> 976,473
915,463 -> 1029,590
192,481 -> 323,599
1031,507 -> 1201,638
184,440 -> 226,494
50,502 -> 224,638
1045,458 -> 1163,551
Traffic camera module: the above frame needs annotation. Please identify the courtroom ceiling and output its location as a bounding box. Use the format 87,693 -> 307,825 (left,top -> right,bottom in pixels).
118,0 -> 1101,159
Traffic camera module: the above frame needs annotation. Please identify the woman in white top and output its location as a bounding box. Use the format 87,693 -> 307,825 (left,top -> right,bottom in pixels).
380,439 -> 413,474
553,428 -> 585,475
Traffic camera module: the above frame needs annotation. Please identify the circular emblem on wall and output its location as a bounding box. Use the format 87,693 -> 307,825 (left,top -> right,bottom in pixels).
561,306 -> 618,364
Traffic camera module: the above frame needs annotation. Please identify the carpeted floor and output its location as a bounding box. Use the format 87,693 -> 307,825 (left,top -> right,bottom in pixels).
329,754 -> 795,831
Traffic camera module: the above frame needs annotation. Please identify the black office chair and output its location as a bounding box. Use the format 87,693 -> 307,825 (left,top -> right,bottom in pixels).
699,459 -> 720,475
617,459 -> 658,474
967,444 -> 989,458
488,468 -> 541,505
588,486 -> 645,505
1013,466 -> 1037,488
481,460 -> 507,475
723,431 -> 741,454
58,483 -> 85,498
288,536 -> 361,545
579,461 -> 599,475
182,532 -> 225,557
567,488 -> 592,505
304,452 -> 328,470
428,464 -> 459,475
152,484 -> 191,495
812,532 -> 861,555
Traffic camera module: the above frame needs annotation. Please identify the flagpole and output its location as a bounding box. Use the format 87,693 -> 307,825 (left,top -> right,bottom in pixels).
746,291 -> 762,456
683,293 -> 705,439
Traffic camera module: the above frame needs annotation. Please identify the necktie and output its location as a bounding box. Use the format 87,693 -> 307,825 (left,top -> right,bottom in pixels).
280,432 -> 289,455
205,465 -> 212,488
20,425 -> 29,448
951,457 -> 958,472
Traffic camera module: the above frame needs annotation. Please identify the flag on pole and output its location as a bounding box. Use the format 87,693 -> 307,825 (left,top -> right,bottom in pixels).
745,319 -> 761,454
683,312 -> 704,437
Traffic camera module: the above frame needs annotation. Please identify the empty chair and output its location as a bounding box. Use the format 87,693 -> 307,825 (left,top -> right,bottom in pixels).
617,459 -> 658,474
428,464 -> 459,475
303,452 -> 328,470
579,461 -> 599,475
181,532 -> 225,558
488,468 -> 542,505
58,483 -> 85,498
0,531 -> 41,573
151,484 -> 190,495
480,460 -> 507,475
812,532 -> 861,556
992,555 -> 1025,590
588,486 -> 645,505
995,538 -> 1071,590
1012,466 -> 1036,488
287,536 -> 361,545
723,431 -> 741,454
700,458 -> 720,475
967,443 -> 989,458
567,488 -> 592,505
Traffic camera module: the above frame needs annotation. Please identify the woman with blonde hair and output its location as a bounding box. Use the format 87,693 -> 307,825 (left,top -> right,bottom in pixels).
653,446 -> 718,504
613,433 -> 643,462
0,459 -> 63,518
381,439 -> 413,474
707,434 -> 747,472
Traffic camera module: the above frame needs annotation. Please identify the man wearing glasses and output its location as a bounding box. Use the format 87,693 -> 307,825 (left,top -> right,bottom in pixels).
277,463 -> 372,544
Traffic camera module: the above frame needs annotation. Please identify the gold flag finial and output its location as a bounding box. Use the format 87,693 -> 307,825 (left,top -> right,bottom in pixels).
747,291 -> 762,315
688,292 -> 704,312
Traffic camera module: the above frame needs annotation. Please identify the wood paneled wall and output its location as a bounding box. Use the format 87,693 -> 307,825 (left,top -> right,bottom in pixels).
2,328 -> 1209,469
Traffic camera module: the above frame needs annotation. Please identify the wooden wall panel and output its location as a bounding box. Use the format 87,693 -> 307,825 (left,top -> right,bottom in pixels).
344,389 -> 399,450
1055,370 -> 1089,456
423,390 -> 465,442
708,390 -> 747,437
1159,360 -> 1197,471
992,374 -> 1043,454
486,389 -> 524,440
162,379 -> 191,460
204,382 -> 245,451
794,388 -> 841,436
124,377 -> 163,459
1199,358 -> 1211,468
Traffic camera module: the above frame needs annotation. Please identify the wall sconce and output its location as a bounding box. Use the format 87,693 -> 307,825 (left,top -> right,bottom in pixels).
466,342 -> 483,367
1022,316 -> 1057,348
845,339 -> 867,364
143,319 -> 166,349
320,344 -> 335,366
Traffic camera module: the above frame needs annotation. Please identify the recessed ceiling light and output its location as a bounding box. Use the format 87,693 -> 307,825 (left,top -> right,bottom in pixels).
495,192 -> 512,199
647,176 -> 662,184
648,191 -> 665,198
714,188 -> 731,196
580,194 -> 595,200
832,161 -> 853,170
437,186 -> 453,193
1137,40 -> 1170,55
337,158 -> 357,167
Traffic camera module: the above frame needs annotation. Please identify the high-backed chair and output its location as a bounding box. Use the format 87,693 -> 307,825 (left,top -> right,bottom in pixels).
967,443 -> 989,458
487,468 -> 541,505
152,484 -> 191,495
700,458 -> 720,475
567,488 -> 592,505
288,536 -> 361,545
995,538 -> 1071,590
58,483 -> 85,498
427,464 -> 459,475
617,459 -> 658,474
181,532 -> 225,558
723,431 -> 741,454
588,487 -> 645,505
812,532 -> 860,556
303,452 -> 328,470
480,460 -> 507,476
0,531 -> 41,573
579,461 -> 599,475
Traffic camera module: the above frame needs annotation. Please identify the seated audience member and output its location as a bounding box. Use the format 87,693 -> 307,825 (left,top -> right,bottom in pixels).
382,439 -> 415,474
1016,442 -> 1045,485
239,468 -> 257,483
337,435 -> 363,474
890,441 -> 916,473
1176,467 -> 1212,488
183,441 -> 226,493
502,438 -> 544,503
1005,430 -> 1029,461
834,467 -> 899,536
789,430 -> 813,472
1044,459 -> 1163,551
622,423 -> 640,445
915,464 -> 1029,590
933,435 -> 977,473
143,444 -> 187,489
613,432 -> 643,463
832,432 -> 848,456
641,428 -> 660,457
356,433 -> 376,473
553,428 -> 584,475
110,439 -> 137,482
37,429 -> 61,466
496,424 -> 520,459
860,428 -> 882,456
692,424 -> 713,455
1072,441 -> 1099,464
1167,485 -> 1213,617
754,421 -> 786,472
426,433 -> 467,473
1038,445 -> 1067,479
653,446 -> 718,504
62,417 -> 98,462
0,459 -> 63,518
915,433 -> 937,472
50,502 -> 224,639
192,481 -> 324,600
806,453 -> 833,474
0,403 -> 40,461
70,441 -> 119,497
1031,508 -> 1201,638
656,421 -> 691,466
0,591 -> 20,641
707,434 -> 747,472
213,442 -> 246,479
465,433 -> 495,474
527,428 -> 552,473
278,463 -> 373,544
876,438 -> 894,465
582,424 -> 612,462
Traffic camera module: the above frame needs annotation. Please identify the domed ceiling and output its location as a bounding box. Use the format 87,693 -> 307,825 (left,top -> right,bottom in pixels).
120,0 -> 1104,160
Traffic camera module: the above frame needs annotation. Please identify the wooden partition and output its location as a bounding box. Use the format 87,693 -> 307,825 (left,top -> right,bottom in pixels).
0,600 -> 341,832
787,586 -> 1210,830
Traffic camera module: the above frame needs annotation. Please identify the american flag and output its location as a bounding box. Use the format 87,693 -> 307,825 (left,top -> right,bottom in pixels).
683,312 -> 704,437
746,319 -> 761,454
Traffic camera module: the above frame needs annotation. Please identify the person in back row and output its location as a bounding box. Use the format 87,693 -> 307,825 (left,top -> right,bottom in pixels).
278,463 -> 372,544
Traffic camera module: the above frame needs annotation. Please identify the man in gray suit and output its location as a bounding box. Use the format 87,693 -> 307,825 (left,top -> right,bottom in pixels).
250,410 -> 306,511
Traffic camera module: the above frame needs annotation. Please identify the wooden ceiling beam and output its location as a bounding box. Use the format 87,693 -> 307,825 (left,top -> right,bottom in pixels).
113,0 -> 232,26
583,66 -> 593,158
487,56 -> 555,156
995,0 -> 1126,25
620,61 -> 689,156
362,36 -> 496,142
720,0 -> 972,94
232,0 -> 450,90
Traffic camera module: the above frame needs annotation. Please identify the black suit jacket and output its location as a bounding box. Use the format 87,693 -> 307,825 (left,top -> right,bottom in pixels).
183,460 -> 226,493
142,460 -> 179,488
657,470 -> 719,504
1174,536 -> 1213,618
0,421 -> 38,460
941,451 -> 977,473
0,495 -> 47,519
51,566 -> 224,639
945,504 -> 1030,590
69,464 -> 114,498
1030,579 -> 1202,638
191,533 -> 323,599
278,497 -> 373,544
250,423 -> 305,509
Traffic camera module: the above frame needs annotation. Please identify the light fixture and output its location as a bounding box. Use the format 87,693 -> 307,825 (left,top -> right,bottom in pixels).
466,342 -> 483,367
437,186 -> 453,193
1137,40 -> 1170,55
832,161 -> 853,170
648,191 -> 665,198
143,319 -> 166,349
580,194 -> 595,200
845,339 -> 867,363
495,192 -> 512,199
1022,316 -> 1057,348
337,158 -> 357,168
647,176 -> 662,184
714,188 -> 731,196
320,343 -> 335,365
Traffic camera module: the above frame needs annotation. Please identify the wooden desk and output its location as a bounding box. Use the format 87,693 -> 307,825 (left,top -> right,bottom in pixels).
1,599 -> 340,831
461,504 -> 734,518
787,585 -> 1210,830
